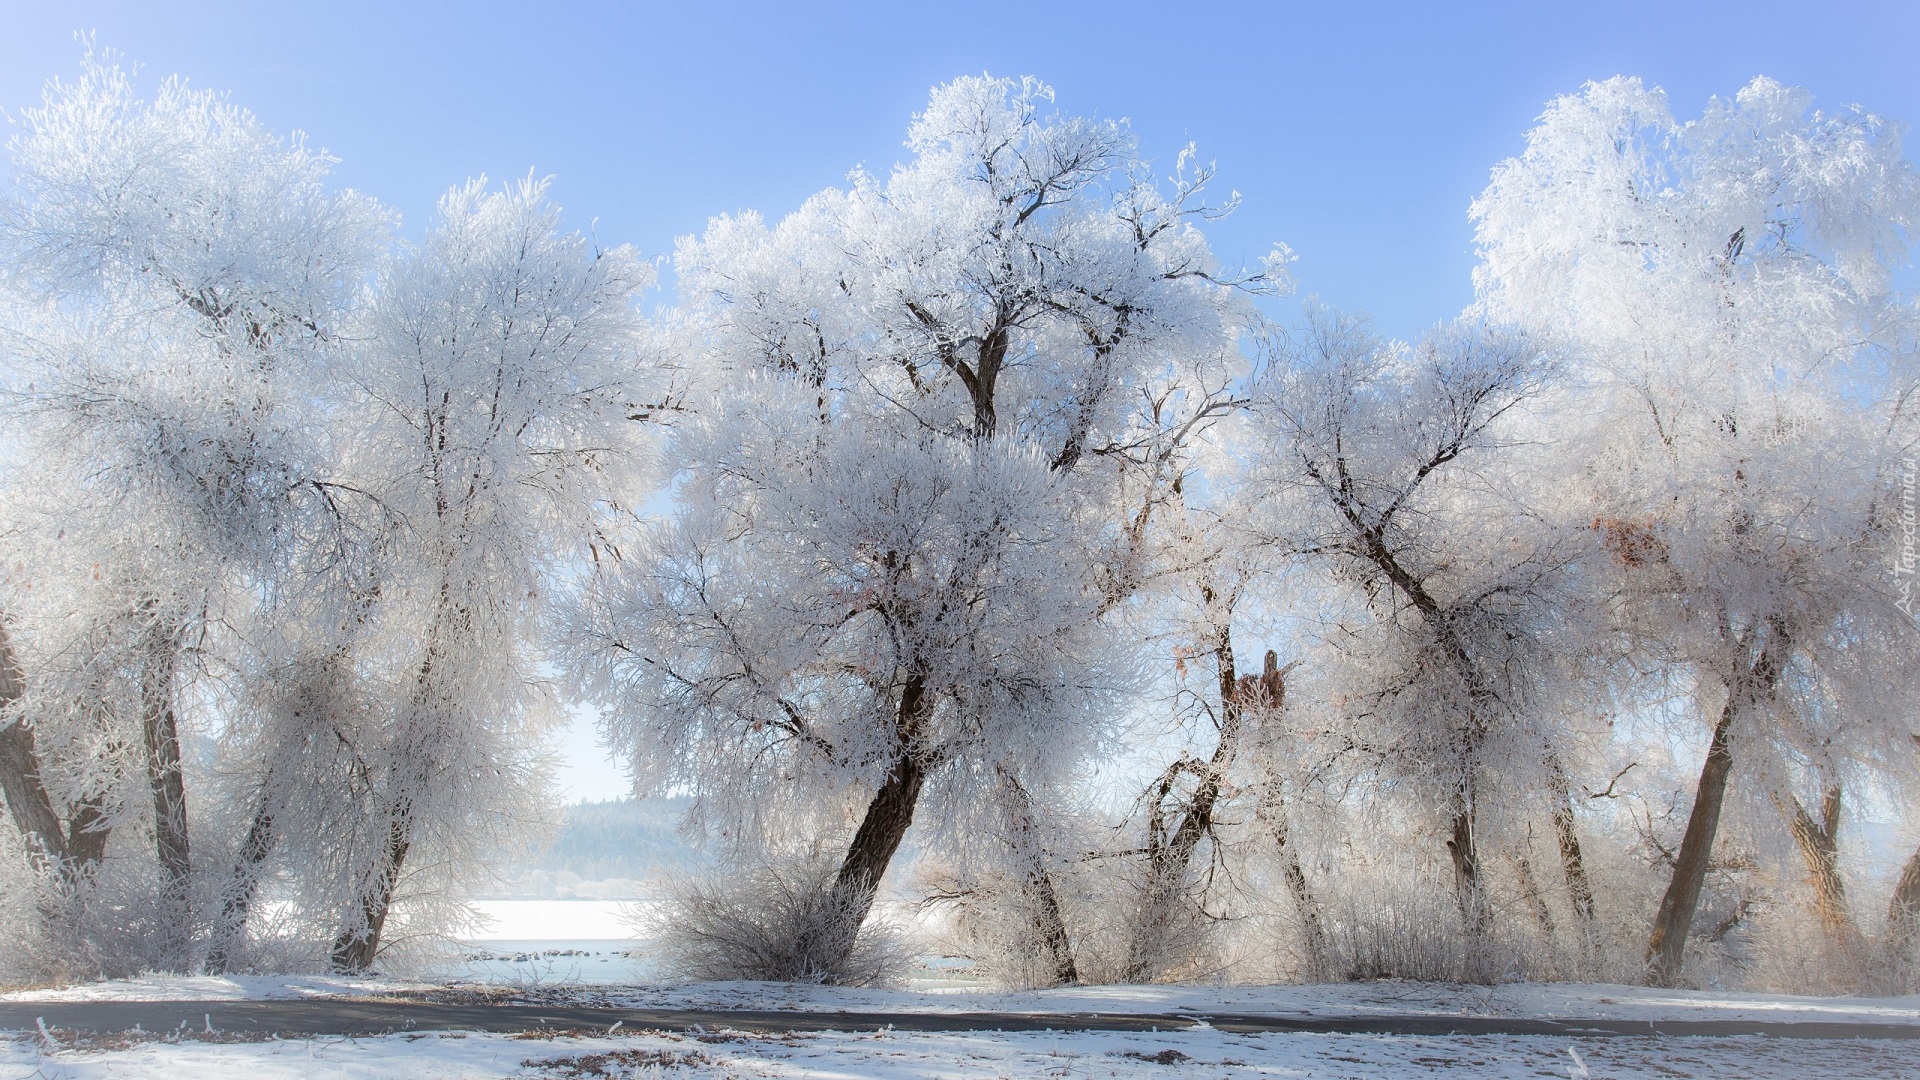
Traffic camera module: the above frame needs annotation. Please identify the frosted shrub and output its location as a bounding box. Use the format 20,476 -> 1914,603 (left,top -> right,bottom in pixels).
650,858 -> 911,987
920,842 -> 1142,989
1315,868 -> 1552,985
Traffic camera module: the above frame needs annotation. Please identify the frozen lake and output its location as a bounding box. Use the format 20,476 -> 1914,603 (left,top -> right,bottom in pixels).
439,940 -> 660,984
468,899 -> 650,941
443,900 -> 658,984
441,898 -> 983,988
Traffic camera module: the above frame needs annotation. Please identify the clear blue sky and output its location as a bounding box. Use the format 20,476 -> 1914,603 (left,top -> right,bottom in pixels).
4,0 -> 1916,799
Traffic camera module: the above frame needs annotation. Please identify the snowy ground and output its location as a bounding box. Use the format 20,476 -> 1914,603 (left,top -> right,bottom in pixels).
5,897 -> 1915,1079
5,978 -> 1918,1078
9,971 -> 1919,1028
5,1019 -> 1915,1078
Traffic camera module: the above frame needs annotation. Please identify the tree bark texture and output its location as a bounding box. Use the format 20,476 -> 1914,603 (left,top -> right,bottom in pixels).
1546,753 -> 1597,933
1645,626 -> 1784,987
0,620 -> 72,874
140,614 -> 192,966
207,782 -> 276,975
1512,851 -> 1556,940
1885,843 -> 1920,984
1129,638 -> 1288,982
1447,798 -> 1491,936
1782,786 -> 1860,949
1,617 -> 118,948
997,768 -> 1079,985
1644,705 -> 1735,986
804,673 -> 933,981
331,802 -> 411,972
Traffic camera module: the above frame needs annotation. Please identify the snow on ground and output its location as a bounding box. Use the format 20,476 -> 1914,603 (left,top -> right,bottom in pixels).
8,972 -> 1920,1028
5,1022 -> 1915,1079
6,961 -> 1917,1079
0,973 -> 437,1003
524,977 -> 1920,1027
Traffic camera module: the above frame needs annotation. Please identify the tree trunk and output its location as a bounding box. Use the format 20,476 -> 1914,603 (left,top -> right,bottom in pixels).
331,802 -> 410,972
0,620 -> 74,875
1128,636 -> 1282,982
0,622 -> 121,966
1512,850 -> 1556,939
1,718 -> 70,873
1645,627 -> 1786,987
140,616 -> 192,967
1546,753 -> 1597,933
1644,703 -> 1735,985
1447,796 -> 1491,936
333,612 -> 447,974
206,783 -> 276,975
64,792 -> 112,873
1258,788 -> 1329,979
803,674 -> 932,980
1885,843 -> 1920,985
832,679 -> 929,905
1780,785 -> 1859,950
1546,750 -> 1598,974
997,769 -> 1078,985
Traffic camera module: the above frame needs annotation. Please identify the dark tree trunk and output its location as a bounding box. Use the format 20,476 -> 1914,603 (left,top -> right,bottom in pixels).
1347,527 -> 1499,938
0,628 -> 120,961
0,726 -> 68,874
1644,703 -> 1736,986
1130,635 -> 1288,981
997,769 -> 1078,985
800,674 -> 933,981
333,622 -> 447,974
1645,625 -> 1787,987
1546,753 -> 1597,933
0,634 -> 67,868
140,618 -> 192,966
207,783 -> 276,975
1885,843 -> 1920,983
831,677 -> 929,905
1447,797 -> 1491,936
3,617 -> 118,951
1511,851 -> 1556,938
64,792 -> 112,872
0,621 -> 73,875
1257,786 -> 1329,979
331,803 -> 411,972
1782,785 -> 1857,948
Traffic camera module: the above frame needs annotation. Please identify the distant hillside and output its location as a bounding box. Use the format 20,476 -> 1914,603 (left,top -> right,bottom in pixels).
483,797 -> 708,898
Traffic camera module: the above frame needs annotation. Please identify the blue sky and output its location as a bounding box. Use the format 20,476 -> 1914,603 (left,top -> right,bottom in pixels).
4,0 -> 1916,799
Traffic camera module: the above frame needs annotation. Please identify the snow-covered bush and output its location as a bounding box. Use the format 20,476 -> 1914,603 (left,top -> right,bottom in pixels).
650,856 -> 912,987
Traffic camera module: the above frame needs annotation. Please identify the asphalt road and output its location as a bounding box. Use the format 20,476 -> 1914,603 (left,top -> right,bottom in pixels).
3,1000 -> 1917,1041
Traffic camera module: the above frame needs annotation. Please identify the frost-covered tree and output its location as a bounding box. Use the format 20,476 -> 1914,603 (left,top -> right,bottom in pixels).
1245,310 -> 1592,946
1123,570 -> 1306,981
1473,76 -> 1920,985
0,52 -> 388,971
0,55 -> 653,978
306,178 -> 652,970
569,75 -> 1282,982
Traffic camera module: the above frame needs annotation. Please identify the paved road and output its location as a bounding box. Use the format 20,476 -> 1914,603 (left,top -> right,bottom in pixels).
3,1000 -> 1917,1040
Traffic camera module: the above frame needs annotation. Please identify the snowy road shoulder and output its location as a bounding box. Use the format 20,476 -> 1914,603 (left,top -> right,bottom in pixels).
7,1021 -> 1919,1079
0,973 -> 435,1003
8,975 -> 1920,1028
4,996 -> 1918,1043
